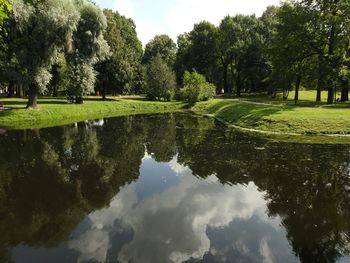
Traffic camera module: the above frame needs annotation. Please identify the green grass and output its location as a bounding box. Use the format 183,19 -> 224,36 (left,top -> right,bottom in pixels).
238,90 -> 350,108
193,99 -> 350,135
1,95 -> 350,144
0,96 -> 187,129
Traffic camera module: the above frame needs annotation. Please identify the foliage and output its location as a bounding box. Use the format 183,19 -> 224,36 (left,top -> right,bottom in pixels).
217,15 -> 269,96
0,0 -> 11,23
8,0 -> 80,107
175,22 -> 219,86
145,54 -> 176,101
66,0 -> 109,102
95,9 -> 142,98
143,34 -> 177,67
180,71 -> 215,102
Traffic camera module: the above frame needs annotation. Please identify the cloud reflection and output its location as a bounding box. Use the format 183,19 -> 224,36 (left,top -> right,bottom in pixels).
69,156 -> 296,263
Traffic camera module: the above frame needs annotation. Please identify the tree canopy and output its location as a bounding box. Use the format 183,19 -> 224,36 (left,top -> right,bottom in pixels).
1,0 -> 350,105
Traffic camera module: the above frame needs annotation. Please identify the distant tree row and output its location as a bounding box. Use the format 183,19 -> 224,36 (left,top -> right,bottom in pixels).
173,0 -> 350,104
1,0 -> 350,107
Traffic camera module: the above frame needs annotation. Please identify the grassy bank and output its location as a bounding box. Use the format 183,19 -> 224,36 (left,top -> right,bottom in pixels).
1,96 -> 350,143
193,99 -> 350,135
239,90 -> 350,107
0,97 -> 187,129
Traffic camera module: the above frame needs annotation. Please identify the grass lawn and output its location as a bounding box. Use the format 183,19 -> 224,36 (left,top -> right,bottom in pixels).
1,95 -> 350,144
193,98 -> 350,135
0,96 -> 187,129
238,90 -> 350,108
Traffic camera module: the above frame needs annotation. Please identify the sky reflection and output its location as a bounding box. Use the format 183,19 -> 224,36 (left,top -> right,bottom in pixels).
67,153 -> 298,263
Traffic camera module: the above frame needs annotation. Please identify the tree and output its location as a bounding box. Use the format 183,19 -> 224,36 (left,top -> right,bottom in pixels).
9,0 -> 80,108
145,54 -> 176,101
142,34 -> 177,67
175,21 -> 219,87
0,0 -> 11,25
217,15 -> 267,96
180,71 -> 215,102
295,0 -> 350,104
66,0 -> 109,103
269,2 -> 316,104
95,9 -> 142,99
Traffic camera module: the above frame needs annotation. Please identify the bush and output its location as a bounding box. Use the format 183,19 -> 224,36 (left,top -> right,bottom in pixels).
180,71 -> 215,102
145,54 -> 176,101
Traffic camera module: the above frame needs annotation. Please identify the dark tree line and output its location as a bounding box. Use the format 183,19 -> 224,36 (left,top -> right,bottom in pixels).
174,0 -> 350,104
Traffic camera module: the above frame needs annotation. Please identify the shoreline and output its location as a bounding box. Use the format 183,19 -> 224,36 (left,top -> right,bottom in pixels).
0,97 -> 349,143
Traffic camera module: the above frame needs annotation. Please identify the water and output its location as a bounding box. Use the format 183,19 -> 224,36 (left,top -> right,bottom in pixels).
0,113 -> 350,263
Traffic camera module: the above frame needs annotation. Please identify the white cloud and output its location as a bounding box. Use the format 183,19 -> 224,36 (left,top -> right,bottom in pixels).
110,0 -> 281,45
165,0 -> 281,40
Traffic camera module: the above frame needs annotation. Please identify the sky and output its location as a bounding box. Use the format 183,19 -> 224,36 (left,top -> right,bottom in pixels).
94,0 -> 281,46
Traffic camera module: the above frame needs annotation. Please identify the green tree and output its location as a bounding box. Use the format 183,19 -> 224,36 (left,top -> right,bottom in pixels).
95,9 -> 142,99
66,0 -> 109,103
294,0 -> 350,104
145,54 -> 176,101
142,34 -> 177,67
269,2 -> 316,104
217,15 -> 267,96
9,0 -> 80,108
175,22 -> 219,87
0,0 -> 11,25
180,71 -> 215,102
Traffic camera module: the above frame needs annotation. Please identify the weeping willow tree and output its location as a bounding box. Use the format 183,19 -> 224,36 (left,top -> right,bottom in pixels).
8,0 -> 79,108
7,0 -> 109,108
66,0 -> 110,104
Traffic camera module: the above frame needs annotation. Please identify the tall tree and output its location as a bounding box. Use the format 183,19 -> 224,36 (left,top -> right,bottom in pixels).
296,0 -> 350,104
142,34 -> 177,67
175,21 -> 219,87
217,15 -> 267,96
95,9 -> 142,99
269,2 -> 316,104
66,0 -> 109,103
9,0 -> 80,108
145,54 -> 176,101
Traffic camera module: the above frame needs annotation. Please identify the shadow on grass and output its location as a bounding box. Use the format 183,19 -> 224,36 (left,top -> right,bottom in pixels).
114,96 -> 148,101
202,100 -> 295,127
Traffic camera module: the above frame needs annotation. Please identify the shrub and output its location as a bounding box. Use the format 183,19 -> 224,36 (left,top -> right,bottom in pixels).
180,71 -> 215,102
145,54 -> 176,101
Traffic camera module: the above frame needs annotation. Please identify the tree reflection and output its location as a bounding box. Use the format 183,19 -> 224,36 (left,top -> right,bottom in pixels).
175,118 -> 350,263
0,116 -> 146,260
0,113 -> 350,263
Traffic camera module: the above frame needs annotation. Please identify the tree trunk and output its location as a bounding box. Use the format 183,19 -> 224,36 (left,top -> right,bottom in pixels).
102,87 -> 106,100
316,56 -> 323,102
53,84 -> 58,97
340,84 -> 349,102
236,74 -> 242,97
327,80 -> 334,104
26,85 -> 38,109
316,75 -> 322,102
7,81 -> 14,98
75,96 -> 83,104
316,87 -> 322,102
294,75 -> 302,105
223,64 -> 229,94
17,84 -> 24,97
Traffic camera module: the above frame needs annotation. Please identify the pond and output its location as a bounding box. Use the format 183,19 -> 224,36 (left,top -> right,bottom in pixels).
0,113 -> 350,263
